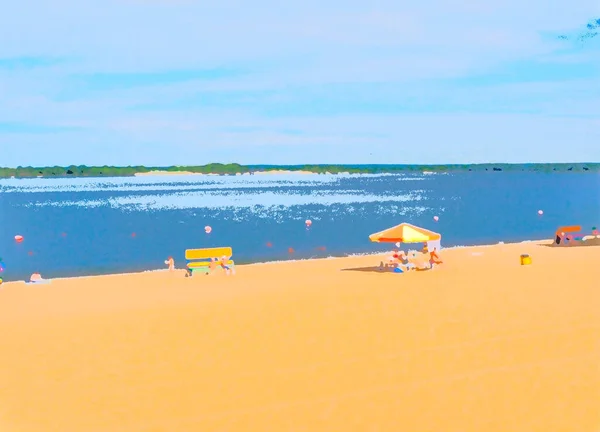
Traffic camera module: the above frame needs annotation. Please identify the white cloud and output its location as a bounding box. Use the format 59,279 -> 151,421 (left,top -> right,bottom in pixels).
2,0 -> 597,69
0,0 -> 599,166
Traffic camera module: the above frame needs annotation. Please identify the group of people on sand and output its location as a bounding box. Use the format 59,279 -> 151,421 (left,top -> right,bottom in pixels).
165,246 -> 441,276
165,255 -> 234,276
384,244 -> 443,272
205,256 -> 234,275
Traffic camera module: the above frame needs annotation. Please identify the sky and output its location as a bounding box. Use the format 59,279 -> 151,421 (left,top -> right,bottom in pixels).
0,0 -> 599,167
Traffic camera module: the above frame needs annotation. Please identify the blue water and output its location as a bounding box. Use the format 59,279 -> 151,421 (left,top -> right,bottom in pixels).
0,172 -> 598,281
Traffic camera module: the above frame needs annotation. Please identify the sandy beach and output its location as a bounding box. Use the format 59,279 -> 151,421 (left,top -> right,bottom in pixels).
0,241 -> 598,432
134,169 -> 316,176
134,170 -> 208,176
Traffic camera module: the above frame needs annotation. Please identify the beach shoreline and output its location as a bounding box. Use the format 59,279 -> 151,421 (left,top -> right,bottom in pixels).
2,238 -> 554,285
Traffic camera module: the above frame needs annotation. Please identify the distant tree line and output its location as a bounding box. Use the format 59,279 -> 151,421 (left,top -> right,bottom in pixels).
0,163 -> 249,178
0,163 -> 597,178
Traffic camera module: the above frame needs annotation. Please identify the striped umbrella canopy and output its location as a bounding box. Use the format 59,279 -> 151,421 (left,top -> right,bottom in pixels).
369,222 -> 441,243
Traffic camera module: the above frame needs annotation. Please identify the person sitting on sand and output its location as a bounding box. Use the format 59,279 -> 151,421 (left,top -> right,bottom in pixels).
395,250 -> 415,271
29,272 -> 45,283
205,257 -> 218,274
409,249 -> 430,271
388,249 -> 400,268
220,255 -> 234,275
164,256 -> 175,271
205,256 -> 233,275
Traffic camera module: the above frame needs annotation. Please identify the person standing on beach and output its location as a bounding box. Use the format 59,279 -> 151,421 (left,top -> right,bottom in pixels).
422,245 -> 442,268
429,248 -> 443,266
164,256 -> 175,271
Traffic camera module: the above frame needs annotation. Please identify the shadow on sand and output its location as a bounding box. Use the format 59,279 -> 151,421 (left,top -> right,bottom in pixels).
341,266 -> 430,273
341,266 -> 392,273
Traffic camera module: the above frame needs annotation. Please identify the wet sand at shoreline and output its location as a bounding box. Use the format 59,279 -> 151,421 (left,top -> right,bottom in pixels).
0,241 -> 598,431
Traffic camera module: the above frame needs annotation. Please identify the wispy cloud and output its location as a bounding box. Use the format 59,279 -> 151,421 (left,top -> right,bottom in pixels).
0,56 -> 67,70
0,122 -> 83,134
1,0 -> 599,166
449,57 -> 599,86
66,67 -> 246,92
122,76 -> 600,118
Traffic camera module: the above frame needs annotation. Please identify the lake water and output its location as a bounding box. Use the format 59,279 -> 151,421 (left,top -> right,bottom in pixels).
0,172 -> 598,281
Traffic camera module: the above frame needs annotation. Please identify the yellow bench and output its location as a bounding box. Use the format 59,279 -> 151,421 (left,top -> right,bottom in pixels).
185,247 -> 235,275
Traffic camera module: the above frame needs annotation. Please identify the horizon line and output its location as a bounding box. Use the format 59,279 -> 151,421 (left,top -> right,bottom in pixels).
1,162 -> 599,170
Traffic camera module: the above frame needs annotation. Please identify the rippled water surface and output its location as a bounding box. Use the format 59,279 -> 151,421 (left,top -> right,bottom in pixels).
1,172 -> 598,281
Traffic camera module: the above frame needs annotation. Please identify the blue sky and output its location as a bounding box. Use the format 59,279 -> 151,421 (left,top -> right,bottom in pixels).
1,0 -> 599,166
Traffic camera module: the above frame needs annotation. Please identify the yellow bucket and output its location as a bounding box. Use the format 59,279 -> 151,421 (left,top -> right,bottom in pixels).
520,254 -> 532,265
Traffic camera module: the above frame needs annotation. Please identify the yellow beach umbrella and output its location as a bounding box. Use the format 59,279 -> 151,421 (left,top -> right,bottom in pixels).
369,222 -> 441,243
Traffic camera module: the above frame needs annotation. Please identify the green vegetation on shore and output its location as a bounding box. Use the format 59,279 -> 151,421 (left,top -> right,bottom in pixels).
0,163 -> 249,179
0,163 -> 598,179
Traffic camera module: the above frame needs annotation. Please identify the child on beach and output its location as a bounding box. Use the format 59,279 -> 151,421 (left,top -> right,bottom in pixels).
185,256 -> 235,277
164,256 -> 175,271
421,245 -> 443,268
28,272 -> 50,284
219,255 -> 234,275
206,257 -> 232,275
429,248 -> 443,266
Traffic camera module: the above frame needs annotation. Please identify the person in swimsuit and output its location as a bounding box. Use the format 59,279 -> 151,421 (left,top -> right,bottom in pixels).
164,256 -> 175,271
429,248 -> 443,265
219,255 -> 234,275
422,246 -> 442,267
392,250 -> 415,271
29,271 -> 48,283
399,250 -> 416,271
205,257 -> 231,275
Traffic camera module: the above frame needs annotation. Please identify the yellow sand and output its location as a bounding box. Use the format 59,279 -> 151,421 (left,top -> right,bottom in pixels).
134,171 -> 216,176
134,170 -> 315,176
252,170 -> 316,175
0,241 -> 598,432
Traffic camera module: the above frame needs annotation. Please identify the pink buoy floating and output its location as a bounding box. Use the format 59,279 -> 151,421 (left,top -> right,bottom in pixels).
305,219 -> 312,227
204,225 -> 212,234
433,215 -> 439,222
538,210 -> 543,215
14,235 -> 23,243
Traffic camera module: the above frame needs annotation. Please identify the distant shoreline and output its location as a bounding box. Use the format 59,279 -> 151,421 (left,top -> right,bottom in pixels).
0,163 -> 598,179
134,169 -> 317,177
